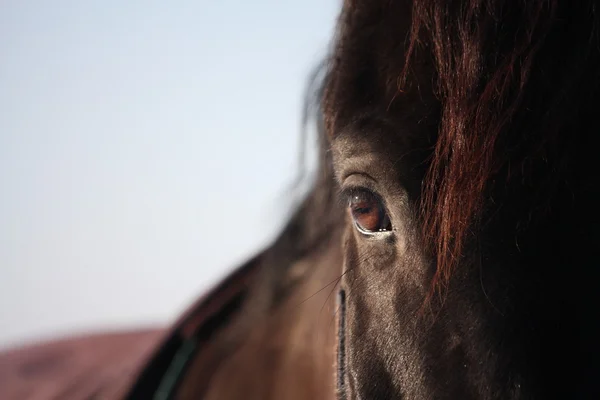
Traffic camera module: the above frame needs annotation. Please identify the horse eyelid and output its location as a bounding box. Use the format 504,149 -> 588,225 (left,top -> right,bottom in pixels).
339,186 -> 382,204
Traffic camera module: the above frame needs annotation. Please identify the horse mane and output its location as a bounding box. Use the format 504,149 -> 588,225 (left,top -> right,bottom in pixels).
404,1 -> 600,291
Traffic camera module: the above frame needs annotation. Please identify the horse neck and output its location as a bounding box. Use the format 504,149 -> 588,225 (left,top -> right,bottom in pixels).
176,228 -> 344,400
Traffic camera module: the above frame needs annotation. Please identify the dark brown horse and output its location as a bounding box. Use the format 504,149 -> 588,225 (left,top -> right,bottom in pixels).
2,0 -> 600,398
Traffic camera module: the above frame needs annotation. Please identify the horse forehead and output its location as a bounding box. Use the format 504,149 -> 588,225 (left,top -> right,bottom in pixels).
332,119 -> 424,177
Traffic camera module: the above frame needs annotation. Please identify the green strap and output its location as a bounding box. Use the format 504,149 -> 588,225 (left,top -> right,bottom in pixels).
152,338 -> 198,400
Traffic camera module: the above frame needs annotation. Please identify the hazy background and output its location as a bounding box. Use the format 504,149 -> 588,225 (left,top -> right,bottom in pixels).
0,1 -> 339,349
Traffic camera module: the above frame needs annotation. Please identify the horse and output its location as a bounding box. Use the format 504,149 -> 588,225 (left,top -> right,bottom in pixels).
2,0 -> 600,398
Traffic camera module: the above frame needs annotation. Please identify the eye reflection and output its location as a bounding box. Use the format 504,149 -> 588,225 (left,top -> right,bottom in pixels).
347,189 -> 392,234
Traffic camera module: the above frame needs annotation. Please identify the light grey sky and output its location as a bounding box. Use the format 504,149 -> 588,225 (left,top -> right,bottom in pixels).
0,1 -> 339,349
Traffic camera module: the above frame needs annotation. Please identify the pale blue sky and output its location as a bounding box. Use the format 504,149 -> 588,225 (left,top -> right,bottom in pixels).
0,1 -> 339,348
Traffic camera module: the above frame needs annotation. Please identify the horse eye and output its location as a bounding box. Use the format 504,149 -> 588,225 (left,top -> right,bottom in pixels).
347,189 -> 392,234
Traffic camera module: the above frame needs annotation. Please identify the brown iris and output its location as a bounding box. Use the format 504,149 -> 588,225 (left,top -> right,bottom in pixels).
347,189 -> 392,233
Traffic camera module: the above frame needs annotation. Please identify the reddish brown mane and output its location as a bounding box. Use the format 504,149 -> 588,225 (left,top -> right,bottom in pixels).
397,1 -> 600,291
